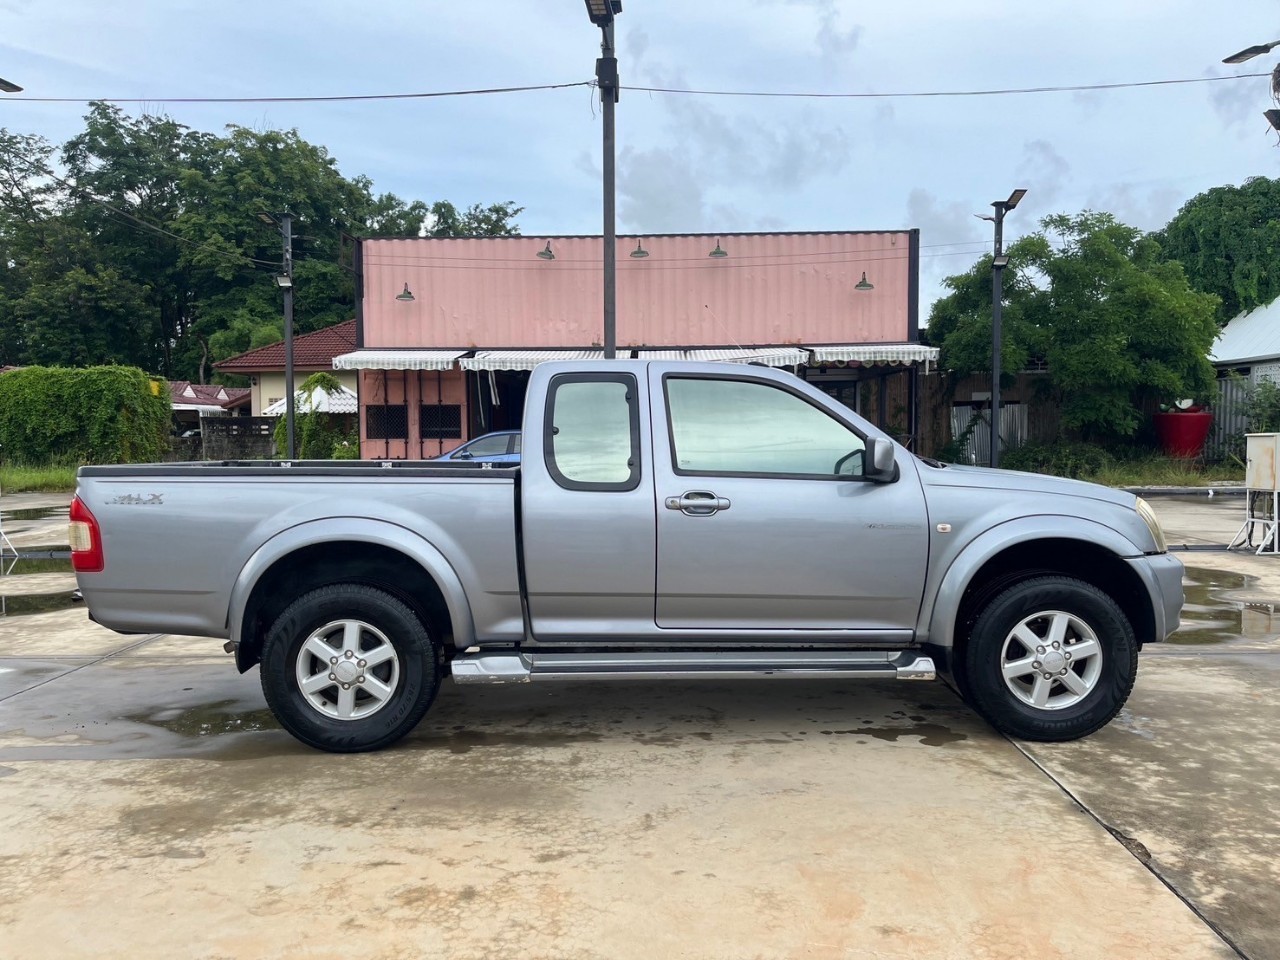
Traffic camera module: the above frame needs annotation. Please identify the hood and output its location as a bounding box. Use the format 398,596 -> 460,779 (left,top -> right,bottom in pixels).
917,461 -> 1136,508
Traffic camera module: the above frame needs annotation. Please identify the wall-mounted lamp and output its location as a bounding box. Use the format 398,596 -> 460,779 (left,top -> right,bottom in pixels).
708,238 -> 728,259
536,241 -> 556,260
395,282 -> 415,302
854,272 -> 874,291
629,240 -> 649,258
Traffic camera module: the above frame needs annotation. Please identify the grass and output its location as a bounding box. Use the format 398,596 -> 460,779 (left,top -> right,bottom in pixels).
1079,459 -> 1242,488
0,462 -> 80,494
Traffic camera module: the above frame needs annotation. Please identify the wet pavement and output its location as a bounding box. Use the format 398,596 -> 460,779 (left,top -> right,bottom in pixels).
0,491 -> 1276,958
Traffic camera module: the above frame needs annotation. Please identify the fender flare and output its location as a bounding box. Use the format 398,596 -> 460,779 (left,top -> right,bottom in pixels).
227,517 -> 475,669
922,515 -> 1145,652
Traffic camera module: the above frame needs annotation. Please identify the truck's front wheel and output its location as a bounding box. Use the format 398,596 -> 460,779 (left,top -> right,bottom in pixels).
260,584 -> 441,753
963,576 -> 1137,742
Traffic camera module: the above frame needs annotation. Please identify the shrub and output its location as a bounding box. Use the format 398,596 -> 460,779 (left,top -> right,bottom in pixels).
272,373 -> 354,459
1244,378 -> 1280,433
1001,442 -> 1112,479
0,366 -> 170,464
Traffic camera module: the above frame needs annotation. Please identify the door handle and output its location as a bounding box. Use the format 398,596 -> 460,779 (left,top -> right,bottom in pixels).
665,491 -> 731,516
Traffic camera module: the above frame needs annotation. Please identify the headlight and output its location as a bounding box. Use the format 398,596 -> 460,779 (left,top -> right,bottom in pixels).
1135,497 -> 1167,554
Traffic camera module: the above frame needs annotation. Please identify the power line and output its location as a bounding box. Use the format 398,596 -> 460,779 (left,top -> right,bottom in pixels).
624,73 -> 1270,99
5,81 -> 594,104
3,73 -> 1262,106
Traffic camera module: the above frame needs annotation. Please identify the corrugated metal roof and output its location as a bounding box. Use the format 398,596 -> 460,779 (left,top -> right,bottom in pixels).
263,386 -> 359,416
333,350 -> 465,371
810,344 -> 939,365
1211,299 -> 1280,365
462,350 -> 604,371
635,347 -> 809,367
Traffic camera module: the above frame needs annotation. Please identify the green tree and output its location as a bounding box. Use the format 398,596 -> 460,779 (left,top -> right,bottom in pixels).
1156,176 -> 1280,323
927,211 -> 1220,442
0,104 -> 523,382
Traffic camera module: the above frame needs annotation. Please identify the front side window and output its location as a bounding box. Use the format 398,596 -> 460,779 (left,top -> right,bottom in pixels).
545,374 -> 640,491
666,377 -> 865,478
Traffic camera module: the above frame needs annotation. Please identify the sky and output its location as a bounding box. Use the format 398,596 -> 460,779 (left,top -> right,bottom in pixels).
2,0 -> 1278,316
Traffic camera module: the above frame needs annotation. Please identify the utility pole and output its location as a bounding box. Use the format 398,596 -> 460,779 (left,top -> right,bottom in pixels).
260,211 -> 296,458
281,212 -> 295,459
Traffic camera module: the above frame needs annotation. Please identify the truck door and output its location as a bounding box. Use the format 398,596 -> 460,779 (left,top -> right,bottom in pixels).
520,367 -> 658,639
650,368 -> 929,639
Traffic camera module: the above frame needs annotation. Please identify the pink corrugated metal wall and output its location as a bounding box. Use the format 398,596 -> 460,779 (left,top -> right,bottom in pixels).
362,233 -> 913,349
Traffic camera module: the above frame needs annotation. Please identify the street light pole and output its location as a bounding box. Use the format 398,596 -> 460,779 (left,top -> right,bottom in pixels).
600,22 -> 618,360
584,0 -> 622,359
979,188 -> 1026,469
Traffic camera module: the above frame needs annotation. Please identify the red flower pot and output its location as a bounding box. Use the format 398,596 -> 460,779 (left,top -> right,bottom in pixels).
1153,411 -> 1213,459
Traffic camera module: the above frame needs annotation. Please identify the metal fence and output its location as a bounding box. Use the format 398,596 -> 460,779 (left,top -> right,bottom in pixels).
1208,377 -> 1248,461
949,403 -> 1029,465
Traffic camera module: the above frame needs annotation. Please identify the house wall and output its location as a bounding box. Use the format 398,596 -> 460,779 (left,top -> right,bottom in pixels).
359,368 -> 468,460
255,370 -> 359,416
361,233 -> 915,350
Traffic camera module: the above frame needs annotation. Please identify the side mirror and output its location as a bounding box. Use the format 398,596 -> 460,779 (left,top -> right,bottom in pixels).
865,437 -> 897,482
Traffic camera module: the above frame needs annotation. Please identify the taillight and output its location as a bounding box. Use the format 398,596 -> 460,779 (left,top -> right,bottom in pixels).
69,496 -> 104,573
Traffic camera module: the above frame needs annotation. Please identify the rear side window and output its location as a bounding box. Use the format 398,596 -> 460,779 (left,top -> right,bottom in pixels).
462,433 -> 511,457
544,373 -> 640,491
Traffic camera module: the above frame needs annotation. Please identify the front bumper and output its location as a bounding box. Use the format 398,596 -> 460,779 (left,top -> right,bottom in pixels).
1126,552 -> 1185,643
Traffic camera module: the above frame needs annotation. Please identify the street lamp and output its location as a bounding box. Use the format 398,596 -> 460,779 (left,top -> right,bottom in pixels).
975,187 -> 1026,468
583,0 -> 622,359
1223,39 -> 1280,63
260,211 -> 297,459
0,77 -> 22,93
1221,40 -> 1280,131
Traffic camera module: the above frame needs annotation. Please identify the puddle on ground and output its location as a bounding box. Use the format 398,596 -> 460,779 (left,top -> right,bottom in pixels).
817,723 -> 967,746
0,551 -> 78,616
2,556 -> 73,576
0,592 -> 78,617
1174,566 -> 1280,645
129,700 -> 280,737
1,506 -> 67,522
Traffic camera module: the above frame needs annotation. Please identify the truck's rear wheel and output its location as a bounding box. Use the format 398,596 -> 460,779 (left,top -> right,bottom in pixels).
260,584 -> 441,753
963,576 -> 1137,742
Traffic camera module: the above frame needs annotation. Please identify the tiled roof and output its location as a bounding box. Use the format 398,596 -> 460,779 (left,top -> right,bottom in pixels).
213,319 -> 357,372
168,381 -> 251,406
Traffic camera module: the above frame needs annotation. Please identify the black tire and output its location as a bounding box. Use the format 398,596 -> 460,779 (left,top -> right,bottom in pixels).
260,584 -> 441,753
962,576 -> 1137,742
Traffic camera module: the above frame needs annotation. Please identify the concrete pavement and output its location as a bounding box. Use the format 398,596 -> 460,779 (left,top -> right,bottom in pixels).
0,490 -> 1276,959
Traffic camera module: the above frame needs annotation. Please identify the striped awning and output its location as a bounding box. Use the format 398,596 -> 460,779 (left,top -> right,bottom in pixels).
461,350 -> 604,371
333,350 -> 466,371
808,344 -> 939,367
635,347 -> 809,367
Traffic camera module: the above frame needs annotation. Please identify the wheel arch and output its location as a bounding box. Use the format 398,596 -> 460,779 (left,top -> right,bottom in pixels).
924,518 -> 1155,674
228,519 -> 475,673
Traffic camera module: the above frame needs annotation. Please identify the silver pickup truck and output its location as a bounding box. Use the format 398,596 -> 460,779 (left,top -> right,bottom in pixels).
71,360 -> 1182,753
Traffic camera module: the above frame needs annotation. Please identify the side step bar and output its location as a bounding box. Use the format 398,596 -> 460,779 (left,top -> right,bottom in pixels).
451,650 -> 935,684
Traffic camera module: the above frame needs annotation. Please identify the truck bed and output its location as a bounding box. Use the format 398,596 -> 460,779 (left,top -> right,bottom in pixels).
74,461 -> 524,643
